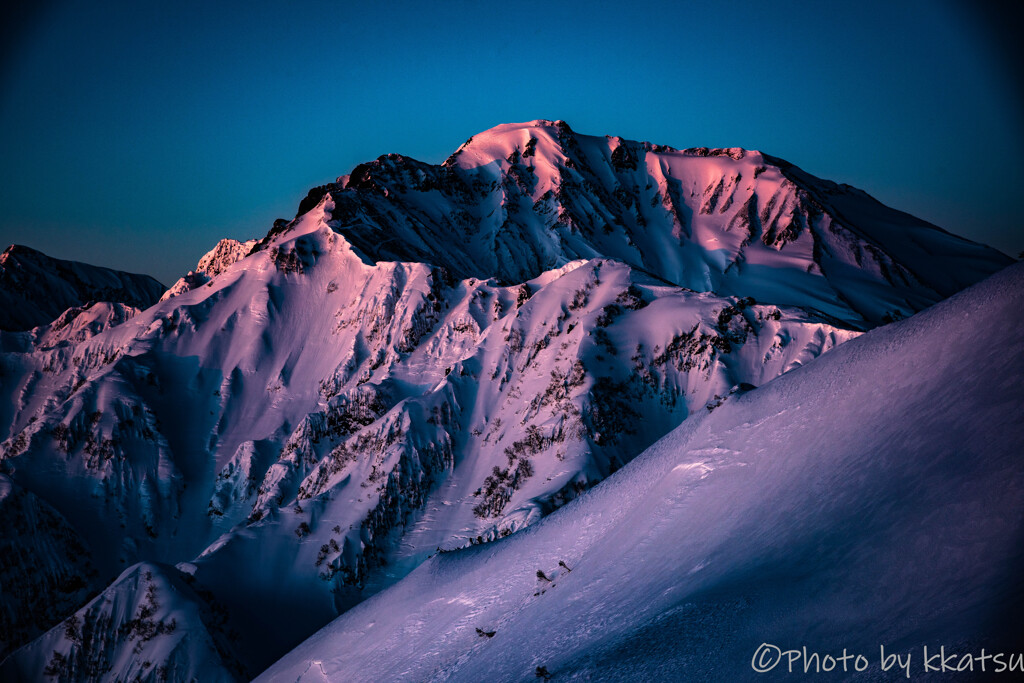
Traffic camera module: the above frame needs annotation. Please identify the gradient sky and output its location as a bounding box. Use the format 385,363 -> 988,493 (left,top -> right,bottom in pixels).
1,0 -> 1021,285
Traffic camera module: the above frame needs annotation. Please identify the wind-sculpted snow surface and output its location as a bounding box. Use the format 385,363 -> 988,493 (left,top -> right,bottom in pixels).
0,122 -> 1013,679
259,262 -> 1024,683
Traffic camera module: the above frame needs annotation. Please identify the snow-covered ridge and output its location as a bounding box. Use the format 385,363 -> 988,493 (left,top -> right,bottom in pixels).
310,119 -> 1011,326
0,245 -> 165,332
0,562 -> 245,682
160,238 -> 258,301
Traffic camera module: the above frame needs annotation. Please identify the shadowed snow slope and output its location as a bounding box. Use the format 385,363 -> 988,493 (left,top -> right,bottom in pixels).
0,562 -> 245,682
0,475 -> 99,660
0,245 -> 164,331
259,262 -> 1024,682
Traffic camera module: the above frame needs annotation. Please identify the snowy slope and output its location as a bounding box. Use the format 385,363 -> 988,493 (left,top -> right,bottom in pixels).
0,245 -> 164,331
182,255 -> 859,671
0,200 -> 858,673
259,262 -> 1024,682
0,475 -> 99,660
0,562 -> 245,682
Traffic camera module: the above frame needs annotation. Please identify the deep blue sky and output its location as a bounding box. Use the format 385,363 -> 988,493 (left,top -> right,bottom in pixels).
1,0 -> 1021,285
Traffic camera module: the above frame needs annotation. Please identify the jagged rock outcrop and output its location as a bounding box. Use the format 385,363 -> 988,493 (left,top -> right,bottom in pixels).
160,238 -> 258,301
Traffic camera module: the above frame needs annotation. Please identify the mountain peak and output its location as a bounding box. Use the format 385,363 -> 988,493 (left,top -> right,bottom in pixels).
160,237 -> 260,301
443,119 -> 575,171
474,119 -> 571,136
316,122 -> 1011,326
1,243 -> 44,265
451,121 -> 757,168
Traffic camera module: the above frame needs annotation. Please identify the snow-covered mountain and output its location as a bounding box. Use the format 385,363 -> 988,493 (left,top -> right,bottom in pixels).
0,121 -> 1014,679
317,120 -> 1010,326
0,202 -> 860,673
0,475 -> 99,661
0,245 -> 165,331
257,261 -> 1024,683
0,562 -> 245,682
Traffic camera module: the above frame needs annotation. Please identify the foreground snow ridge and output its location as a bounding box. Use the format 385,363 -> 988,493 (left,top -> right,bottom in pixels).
260,264 -> 1024,682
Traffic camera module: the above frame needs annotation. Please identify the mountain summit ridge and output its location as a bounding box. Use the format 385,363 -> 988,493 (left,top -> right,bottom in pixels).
264,119 -> 1010,327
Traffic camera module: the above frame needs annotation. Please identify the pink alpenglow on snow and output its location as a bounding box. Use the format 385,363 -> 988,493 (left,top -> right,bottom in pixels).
0,122 -> 1016,680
